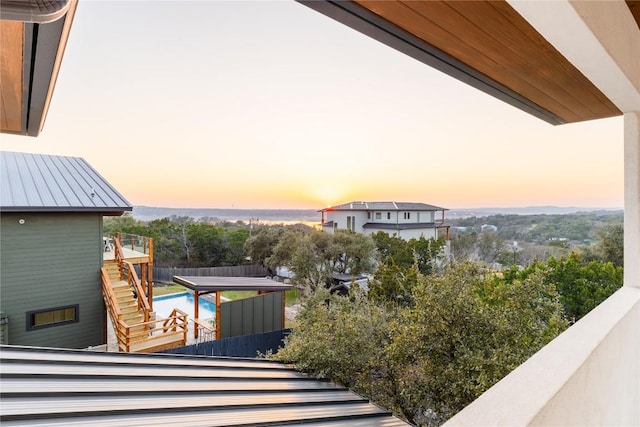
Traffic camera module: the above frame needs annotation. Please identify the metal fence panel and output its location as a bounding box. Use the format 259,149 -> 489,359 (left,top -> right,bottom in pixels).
160,329 -> 292,357
220,292 -> 283,339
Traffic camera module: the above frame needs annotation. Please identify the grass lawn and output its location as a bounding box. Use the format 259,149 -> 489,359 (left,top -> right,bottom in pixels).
285,288 -> 299,306
153,284 -> 301,305
153,284 -> 186,296
221,290 -> 257,300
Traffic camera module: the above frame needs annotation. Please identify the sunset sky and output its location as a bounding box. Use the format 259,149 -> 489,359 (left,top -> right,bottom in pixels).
0,1 -> 624,210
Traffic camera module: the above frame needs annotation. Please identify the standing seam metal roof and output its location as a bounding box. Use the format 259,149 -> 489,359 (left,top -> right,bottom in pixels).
321,201 -> 447,212
0,345 -> 411,426
0,151 -> 132,213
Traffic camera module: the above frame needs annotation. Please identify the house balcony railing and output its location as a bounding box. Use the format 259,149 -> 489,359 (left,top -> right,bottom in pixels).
444,284 -> 640,426
117,232 -> 152,256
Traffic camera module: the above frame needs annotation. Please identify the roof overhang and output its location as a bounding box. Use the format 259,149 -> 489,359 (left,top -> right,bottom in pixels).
173,276 -> 294,293
0,0 -> 77,137
298,0 -> 639,125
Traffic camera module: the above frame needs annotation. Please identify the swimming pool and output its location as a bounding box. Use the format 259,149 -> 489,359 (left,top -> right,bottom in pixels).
153,292 -> 215,320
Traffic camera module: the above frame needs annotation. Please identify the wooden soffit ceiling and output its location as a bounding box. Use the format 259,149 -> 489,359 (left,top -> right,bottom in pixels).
300,0 -> 623,125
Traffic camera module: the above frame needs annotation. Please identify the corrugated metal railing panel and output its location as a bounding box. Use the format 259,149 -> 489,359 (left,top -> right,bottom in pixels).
0,345 -> 411,426
161,328 -> 291,358
220,292 -> 283,339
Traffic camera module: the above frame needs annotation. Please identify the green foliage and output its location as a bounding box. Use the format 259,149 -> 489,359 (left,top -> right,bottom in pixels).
386,263 -> 566,424
369,261 -> 419,307
370,232 -> 445,304
275,287 -> 393,388
371,232 -> 445,275
593,222 -> 624,267
505,252 -> 623,322
451,212 -> 622,248
267,229 -> 376,290
274,262 -> 567,425
103,215 -> 253,268
244,227 -> 286,273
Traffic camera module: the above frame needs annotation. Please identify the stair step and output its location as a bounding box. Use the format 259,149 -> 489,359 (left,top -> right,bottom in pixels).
111,281 -> 130,289
120,307 -> 140,316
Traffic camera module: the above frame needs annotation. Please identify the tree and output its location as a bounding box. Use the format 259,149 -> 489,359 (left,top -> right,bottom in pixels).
371,232 -> 445,275
386,263 -> 567,424
450,231 -> 478,262
368,261 -> 419,307
244,226 -> 286,274
594,223 -> 624,267
274,262 -> 567,425
476,231 -> 506,264
267,229 -> 376,291
506,252 -> 623,322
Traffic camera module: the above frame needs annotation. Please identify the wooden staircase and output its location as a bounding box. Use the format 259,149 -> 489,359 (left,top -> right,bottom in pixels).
101,235 -> 188,353
110,280 -> 146,329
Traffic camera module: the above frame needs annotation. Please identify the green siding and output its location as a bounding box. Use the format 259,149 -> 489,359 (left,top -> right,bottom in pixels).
0,213 -> 104,348
220,292 -> 283,339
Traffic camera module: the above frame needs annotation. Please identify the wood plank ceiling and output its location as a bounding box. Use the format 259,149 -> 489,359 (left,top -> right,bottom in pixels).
0,20 -> 24,133
351,0 -> 621,124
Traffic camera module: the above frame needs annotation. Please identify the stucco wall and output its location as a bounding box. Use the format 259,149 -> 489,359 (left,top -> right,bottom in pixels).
444,286 -> 640,426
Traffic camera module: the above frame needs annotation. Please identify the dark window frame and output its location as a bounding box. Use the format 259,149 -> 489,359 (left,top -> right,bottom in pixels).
26,304 -> 79,331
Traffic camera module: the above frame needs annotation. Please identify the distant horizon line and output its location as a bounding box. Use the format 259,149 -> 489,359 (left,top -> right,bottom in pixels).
132,204 -> 623,211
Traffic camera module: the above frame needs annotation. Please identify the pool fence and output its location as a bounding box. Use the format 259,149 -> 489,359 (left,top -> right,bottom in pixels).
159,328 -> 292,358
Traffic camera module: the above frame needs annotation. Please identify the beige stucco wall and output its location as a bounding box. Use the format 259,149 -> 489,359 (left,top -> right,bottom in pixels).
444,286 -> 640,426
570,0 -> 640,100
624,112 -> 640,289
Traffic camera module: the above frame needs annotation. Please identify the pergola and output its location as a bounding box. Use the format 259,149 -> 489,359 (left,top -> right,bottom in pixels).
172,276 -> 293,340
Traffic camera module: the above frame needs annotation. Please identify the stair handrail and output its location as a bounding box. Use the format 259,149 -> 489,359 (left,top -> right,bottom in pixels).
113,234 -> 126,280
101,268 -> 127,348
122,260 -> 151,323
101,272 -> 188,352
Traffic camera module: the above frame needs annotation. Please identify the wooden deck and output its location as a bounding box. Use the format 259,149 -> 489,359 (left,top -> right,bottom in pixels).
103,246 -> 149,264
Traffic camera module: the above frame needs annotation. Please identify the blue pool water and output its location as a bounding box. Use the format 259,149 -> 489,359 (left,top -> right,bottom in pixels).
153,292 -> 215,319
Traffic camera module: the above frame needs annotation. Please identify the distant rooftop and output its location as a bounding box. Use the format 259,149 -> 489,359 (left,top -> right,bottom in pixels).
0,151 -> 132,214
321,201 -> 447,212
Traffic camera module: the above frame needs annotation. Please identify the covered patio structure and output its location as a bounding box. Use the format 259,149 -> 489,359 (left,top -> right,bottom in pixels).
173,276 -> 293,341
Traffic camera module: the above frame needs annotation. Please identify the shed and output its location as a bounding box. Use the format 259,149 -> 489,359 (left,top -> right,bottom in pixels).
173,276 -> 293,340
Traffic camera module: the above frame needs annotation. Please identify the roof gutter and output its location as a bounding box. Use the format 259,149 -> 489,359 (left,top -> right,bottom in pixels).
0,0 -> 70,24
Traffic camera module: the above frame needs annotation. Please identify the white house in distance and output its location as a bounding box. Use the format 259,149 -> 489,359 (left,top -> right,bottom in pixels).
320,201 -> 450,241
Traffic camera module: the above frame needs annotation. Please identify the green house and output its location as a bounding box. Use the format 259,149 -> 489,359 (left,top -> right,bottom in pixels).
0,151 -> 132,348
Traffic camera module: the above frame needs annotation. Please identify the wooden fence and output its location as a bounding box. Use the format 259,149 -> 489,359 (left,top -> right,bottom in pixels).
153,265 -> 268,283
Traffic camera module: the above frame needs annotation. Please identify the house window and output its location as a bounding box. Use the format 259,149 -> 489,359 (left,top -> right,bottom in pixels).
27,305 -> 79,331
375,212 -> 382,219
387,212 -> 391,219
346,216 -> 356,231
404,212 -> 411,220
367,212 -> 371,219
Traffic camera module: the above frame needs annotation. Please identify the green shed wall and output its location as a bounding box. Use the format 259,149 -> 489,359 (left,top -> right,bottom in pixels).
220,292 -> 284,339
0,213 -> 104,348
